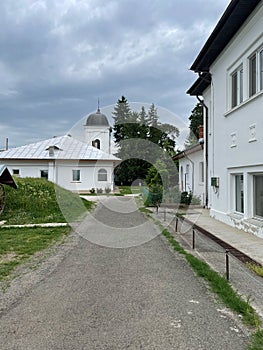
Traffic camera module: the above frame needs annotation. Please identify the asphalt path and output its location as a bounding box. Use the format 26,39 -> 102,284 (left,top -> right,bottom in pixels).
0,197 -> 249,349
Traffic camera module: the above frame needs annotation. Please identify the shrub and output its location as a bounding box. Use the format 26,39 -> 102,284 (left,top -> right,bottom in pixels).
105,187 -> 111,194
97,188 -> 103,194
90,188 -> 96,194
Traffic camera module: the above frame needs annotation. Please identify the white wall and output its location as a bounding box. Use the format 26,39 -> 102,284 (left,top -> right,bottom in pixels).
203,2 -> 263,237
84,126 -> 111,154
179,148 -> 205,205
3,159 -> 115,193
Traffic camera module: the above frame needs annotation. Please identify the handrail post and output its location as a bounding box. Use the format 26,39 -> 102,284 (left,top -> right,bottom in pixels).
226,249 -> 230,281
192,228 -> 195,249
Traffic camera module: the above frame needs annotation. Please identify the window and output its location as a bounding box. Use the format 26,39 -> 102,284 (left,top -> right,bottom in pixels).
13,169 -> 20,175
249,48 -> 263,97
231,66 -> 243,107
254,175 -> 263,218
72,170 -> 80,182
235,174 -> 244,213
98,169 -> 107,181
40,170 -> 48,179
199,162 -> 204,183
92,139 -> 100,149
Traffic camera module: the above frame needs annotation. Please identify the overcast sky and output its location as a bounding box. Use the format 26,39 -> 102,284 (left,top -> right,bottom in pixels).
0,0 -> 231,149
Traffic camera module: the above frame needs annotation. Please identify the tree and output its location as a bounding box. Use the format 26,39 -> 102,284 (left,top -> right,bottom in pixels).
112,97 -> 179,185
185,102 -> 203,148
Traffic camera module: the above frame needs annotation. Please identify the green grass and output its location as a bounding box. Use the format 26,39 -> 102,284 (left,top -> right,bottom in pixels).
1,177 -> 94,224
247,263 -> 263,278
119,185 -> 145,195
249,330 -> 263,350
160,225 -> 263,349
0,226 -> 71,281
139,207 -> 153,214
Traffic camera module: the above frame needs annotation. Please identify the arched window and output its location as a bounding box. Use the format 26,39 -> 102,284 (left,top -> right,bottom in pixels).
92,139 -> 100,149
98,168 -> 107,181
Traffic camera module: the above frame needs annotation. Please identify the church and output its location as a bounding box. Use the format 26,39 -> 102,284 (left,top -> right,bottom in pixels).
0,108 -> 120,193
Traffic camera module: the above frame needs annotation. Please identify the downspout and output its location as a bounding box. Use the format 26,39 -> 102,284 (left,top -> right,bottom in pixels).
197,96 -> 209,208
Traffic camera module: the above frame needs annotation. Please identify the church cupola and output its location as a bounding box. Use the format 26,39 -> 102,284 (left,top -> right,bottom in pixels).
84,101 -> 112,154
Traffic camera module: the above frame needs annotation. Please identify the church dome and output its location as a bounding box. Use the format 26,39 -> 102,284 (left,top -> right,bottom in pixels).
86,108 -> 109,127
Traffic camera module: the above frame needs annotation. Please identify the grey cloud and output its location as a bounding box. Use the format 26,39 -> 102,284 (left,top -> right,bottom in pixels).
0,0 -> 230,148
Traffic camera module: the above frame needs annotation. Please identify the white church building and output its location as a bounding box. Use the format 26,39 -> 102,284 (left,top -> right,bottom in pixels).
0,108 -> 120,193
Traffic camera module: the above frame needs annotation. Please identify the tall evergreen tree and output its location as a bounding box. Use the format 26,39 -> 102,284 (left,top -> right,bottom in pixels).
113,97 -> 179,185
185,102 -> 203,148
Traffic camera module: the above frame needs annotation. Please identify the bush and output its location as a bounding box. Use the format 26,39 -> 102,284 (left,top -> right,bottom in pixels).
90,188 -> 96,194
97,188 -> 103,194
105,187 -> 111,194
180,191 -> 192,205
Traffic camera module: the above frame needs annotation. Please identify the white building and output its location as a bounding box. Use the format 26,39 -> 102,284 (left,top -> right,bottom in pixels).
187,0 -> 263,238
0,108 -> 120,193
174,144 -> 205,205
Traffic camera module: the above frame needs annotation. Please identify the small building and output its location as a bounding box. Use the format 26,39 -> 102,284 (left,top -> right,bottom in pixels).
0,108 -> 120,193
187,0 -> 263,238
174,143 -> 205,205
0,165 -> 18,214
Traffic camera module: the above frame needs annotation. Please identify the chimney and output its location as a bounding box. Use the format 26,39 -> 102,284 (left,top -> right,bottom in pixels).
6,138 -> 8,151
199,125 -> 204,143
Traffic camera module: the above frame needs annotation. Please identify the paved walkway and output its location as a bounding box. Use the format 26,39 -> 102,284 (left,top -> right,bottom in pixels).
0,198 -> 249,349
153,207 -> 263,317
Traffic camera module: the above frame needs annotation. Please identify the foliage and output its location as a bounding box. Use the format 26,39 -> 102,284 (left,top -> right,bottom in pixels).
185,102 -> 203,148
180,191 -> 192,205
90,188 -> 96,194
1,177 -> 93,224
112,96 -> 179,184
0,226 -> 71,281
105,187 -> 111,194
96,188 -> 103,194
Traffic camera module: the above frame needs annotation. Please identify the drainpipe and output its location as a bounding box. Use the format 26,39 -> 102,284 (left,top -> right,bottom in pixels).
197,96 -> 209,208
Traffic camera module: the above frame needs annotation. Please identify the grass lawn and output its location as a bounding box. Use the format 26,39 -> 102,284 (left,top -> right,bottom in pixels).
118,185 -> 146,195
1,177 -> 94,225
0,226 -> 71,282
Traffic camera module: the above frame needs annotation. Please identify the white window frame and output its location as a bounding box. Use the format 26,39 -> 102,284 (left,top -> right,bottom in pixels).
235,174 -> 244,214
12,169 -> 20,176
199,162 -> 204,184
249,47 -> 263,97
98,168 -> 107,182
72,169 -> 81,182
253,174 -> 263,219
231,65 -> 243,108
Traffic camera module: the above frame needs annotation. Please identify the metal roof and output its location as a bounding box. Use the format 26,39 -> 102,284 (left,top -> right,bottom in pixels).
86,108 -> 109,127
0,165 -> 18,189
0,135 -> 119,161
190,0 -> 261,73
173,143 -> 204,160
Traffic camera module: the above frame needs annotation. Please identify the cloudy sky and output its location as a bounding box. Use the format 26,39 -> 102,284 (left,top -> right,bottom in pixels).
0,0 -> 230,149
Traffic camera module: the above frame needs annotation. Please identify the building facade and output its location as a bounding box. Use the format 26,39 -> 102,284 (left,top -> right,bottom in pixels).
0,109 -> 120,193
175,144 -> 205,206
188,0 -> 263,238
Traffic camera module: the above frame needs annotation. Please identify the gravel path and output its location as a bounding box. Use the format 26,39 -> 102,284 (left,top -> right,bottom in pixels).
0,197 -> 249,349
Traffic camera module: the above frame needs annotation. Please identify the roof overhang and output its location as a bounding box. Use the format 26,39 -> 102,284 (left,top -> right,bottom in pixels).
0,165 -> 18,189
190,0 -> 261,73
173,143 -> 204,161
187,73 -> 211,96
